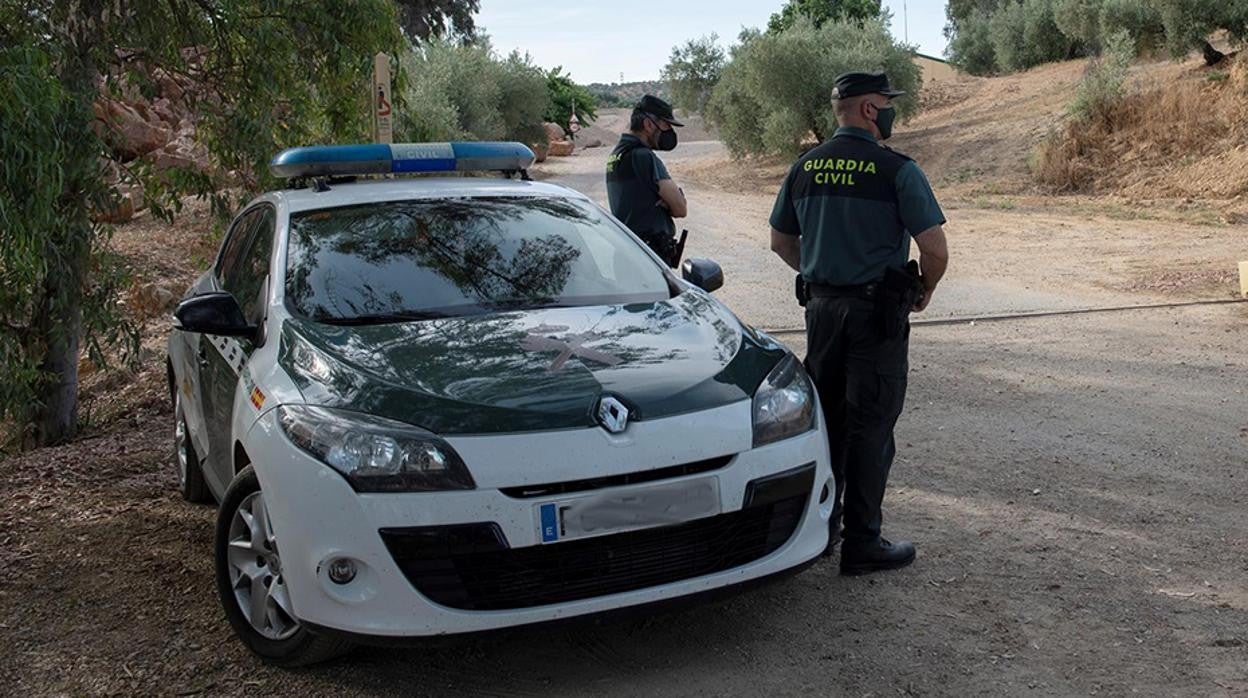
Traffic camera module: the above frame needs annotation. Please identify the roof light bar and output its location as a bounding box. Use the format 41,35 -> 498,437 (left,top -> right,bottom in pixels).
269,142 -> 536,179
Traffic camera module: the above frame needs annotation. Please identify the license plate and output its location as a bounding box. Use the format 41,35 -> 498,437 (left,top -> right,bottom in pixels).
537,476 -> 721,544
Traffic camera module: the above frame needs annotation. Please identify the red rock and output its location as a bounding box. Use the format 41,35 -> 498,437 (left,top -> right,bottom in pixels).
548,140 -> 575,157
97,99 -> 172,160
543,122 -> 566,143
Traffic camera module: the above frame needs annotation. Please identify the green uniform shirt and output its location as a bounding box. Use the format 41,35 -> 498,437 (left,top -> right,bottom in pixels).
606,134 -> 676,238
769,126 -> 945,286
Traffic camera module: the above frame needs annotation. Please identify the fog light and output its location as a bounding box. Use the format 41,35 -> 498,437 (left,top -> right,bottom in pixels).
327,558 -> 357,585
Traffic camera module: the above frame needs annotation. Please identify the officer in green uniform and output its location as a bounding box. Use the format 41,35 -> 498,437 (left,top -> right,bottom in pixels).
769,72 -> 950,576
605,95 -> 688,266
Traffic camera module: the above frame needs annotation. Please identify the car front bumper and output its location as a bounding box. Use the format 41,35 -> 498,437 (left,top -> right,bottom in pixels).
244,400 -> 832,638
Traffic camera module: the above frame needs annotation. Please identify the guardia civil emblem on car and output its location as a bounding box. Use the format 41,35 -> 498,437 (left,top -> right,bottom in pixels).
597,396 -> 630,433
164,141 -> 833,666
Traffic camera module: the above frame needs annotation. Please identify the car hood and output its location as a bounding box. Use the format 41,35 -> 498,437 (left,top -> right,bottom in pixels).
278,291 -> 787,435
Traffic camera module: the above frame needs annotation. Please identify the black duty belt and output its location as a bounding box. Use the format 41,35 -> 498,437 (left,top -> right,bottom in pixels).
807,281 -> 878,299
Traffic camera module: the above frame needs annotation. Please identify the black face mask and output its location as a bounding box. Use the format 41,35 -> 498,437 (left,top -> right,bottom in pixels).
873,105 -> 897,140
648,116 -> 678,151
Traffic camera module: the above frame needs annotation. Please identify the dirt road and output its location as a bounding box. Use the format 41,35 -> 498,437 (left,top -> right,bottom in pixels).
2,141 -> 1247,695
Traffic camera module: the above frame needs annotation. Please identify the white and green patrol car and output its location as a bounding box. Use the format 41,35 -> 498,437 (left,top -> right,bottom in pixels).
166,141 -> 833,665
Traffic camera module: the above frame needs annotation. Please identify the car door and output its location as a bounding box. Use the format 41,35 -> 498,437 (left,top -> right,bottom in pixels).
179,208 -> 258,480
199,206 -> 275,489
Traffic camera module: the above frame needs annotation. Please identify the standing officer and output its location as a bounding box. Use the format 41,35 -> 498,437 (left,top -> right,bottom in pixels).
769,72 -> 949,576
606,95 -> 687,266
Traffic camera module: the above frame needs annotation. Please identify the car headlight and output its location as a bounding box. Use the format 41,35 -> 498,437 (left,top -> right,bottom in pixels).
752,355 -> 815,447
277,405 -> 475,492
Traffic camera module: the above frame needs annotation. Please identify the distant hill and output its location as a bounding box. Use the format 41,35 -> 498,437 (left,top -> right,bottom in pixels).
585,81 -> 670,108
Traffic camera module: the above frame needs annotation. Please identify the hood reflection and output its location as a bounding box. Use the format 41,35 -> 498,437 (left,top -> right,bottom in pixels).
280,290 -> 785,435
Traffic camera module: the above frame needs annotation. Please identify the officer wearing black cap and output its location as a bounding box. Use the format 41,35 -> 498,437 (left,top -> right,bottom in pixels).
606,95 -> 687,265
769,71 -> 950,576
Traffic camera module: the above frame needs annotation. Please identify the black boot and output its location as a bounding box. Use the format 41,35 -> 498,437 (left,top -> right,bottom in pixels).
840,538 -> 916,576
821,519 -> 842,557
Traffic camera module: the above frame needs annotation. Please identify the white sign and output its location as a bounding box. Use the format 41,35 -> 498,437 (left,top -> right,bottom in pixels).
372,52 -> 393,144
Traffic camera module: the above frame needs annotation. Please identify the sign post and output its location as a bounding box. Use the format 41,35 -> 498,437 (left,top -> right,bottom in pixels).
372,52 -> 393,144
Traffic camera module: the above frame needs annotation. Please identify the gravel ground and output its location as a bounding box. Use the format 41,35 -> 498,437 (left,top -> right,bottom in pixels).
2,140 -> 1246,695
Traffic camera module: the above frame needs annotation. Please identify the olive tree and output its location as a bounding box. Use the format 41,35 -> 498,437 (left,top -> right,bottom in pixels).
662,34 -> 727,115
707,16 -> 920,157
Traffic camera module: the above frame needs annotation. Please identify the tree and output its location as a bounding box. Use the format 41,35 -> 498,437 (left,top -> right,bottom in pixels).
544,68 -> 598,133
707,15 -> 920,157
1150,0 -> 1248,59
393,0 -> 480,41
989,0 -> 1080,72
662,34 -> 727,115
768,0 -> 883,33
0,0 -> 485,445
947,8 -> 1000,74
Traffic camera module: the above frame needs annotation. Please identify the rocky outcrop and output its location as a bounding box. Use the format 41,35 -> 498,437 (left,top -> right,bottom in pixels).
547,140 -> 575,157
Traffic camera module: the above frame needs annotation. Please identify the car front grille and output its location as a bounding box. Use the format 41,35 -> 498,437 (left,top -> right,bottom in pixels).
379,463 -> 815,611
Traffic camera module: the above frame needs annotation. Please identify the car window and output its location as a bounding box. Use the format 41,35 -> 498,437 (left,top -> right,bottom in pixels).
226,206 -> 276,324
286,196 -> 671,323
215,209 -> 260,287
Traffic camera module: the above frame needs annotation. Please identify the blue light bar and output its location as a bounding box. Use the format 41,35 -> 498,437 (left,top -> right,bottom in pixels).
269,142 -> 536,179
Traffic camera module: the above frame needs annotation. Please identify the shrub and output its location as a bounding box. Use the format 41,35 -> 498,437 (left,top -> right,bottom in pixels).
1068,29 -> 1134,125
398,40 -> 550,145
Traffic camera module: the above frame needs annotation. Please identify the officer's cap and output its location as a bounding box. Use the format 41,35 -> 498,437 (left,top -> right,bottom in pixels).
635,94 -> 684,127
830,72 -> 906,101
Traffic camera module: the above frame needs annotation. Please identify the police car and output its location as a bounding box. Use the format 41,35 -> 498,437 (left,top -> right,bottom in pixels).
166,141 -> 833,665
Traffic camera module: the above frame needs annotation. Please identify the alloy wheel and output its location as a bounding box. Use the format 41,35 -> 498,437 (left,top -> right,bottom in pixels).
226,491 -> 300,640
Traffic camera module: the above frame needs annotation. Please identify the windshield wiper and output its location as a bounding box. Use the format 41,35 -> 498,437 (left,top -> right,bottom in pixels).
316,310 -> 452,326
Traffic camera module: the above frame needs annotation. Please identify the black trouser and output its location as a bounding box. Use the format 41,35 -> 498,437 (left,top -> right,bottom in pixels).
804,293 -> 909,546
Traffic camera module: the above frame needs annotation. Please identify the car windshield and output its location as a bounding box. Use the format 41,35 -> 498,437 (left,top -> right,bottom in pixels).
285,196 -> 672,323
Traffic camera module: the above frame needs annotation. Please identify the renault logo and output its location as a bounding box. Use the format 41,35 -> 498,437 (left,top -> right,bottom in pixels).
597,396 -> 630,434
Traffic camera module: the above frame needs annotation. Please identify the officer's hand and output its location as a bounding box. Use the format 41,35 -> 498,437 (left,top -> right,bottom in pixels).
913,287 -> 933,312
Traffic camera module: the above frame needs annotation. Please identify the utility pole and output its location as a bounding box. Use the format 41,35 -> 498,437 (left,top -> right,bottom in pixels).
904,0 -> 909,44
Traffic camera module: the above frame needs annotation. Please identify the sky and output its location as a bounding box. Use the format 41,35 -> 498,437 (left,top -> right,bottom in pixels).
474,1 -> 950,85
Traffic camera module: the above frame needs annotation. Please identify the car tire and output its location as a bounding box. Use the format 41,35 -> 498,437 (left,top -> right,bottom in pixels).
174,395 -> 213,504
215,466 -> 353,667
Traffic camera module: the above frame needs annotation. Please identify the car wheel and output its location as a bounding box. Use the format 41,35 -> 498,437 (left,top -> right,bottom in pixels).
174,395 -> 213,504
215,466 -> 352,666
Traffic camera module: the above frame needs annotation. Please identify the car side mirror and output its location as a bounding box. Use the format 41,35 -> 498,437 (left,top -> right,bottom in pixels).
681,258 -> 724,293
173,292 -> 257,341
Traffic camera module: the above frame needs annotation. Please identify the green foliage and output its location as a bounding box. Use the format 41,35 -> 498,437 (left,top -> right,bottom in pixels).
947,9 -> 1000,74
393,0 -> 479,41
0,0 -> 436,444
1054,0 -> 1103,50
544,68 -> 598,133
399,40 -> 549,145
1068,29 -> 1134,124
0,42 -> 135,442
1151,0 -> 1248,58
1098,0 -> 1166,54
989,0 -> 1079,73
767,0 -> 883,33
947,0 -> 1247,74
662,34 -> 727,115
706,16 -> 920,157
